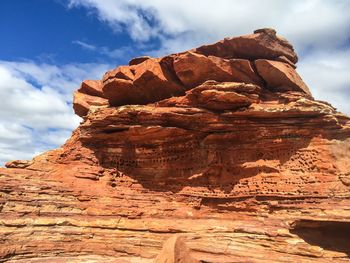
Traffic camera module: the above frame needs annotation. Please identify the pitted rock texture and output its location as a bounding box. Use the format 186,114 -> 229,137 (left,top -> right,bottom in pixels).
1,29 -> 350,263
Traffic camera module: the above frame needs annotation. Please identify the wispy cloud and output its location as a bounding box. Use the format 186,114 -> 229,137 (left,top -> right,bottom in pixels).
72,40 -> 97,51
73,39 -> 133,59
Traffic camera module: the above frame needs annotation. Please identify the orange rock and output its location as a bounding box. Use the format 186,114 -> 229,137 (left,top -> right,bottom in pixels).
102,58 -> 186,106
2,29 -> 350,263
80,29 -> 308,110
255,59 -> 311,95
173,52 -> 263,88
5,159 -> 32,168
195,28 -> 298,64
102,65 -> 135,83
131,58 -> 185,102
128,56 -> 151,66
102,78 -> 142,106
73,91 -> 108,117
155,236 -> 199,263
77,80 -> 104,98
276,55 -> 297,68
185,80 -> 261,110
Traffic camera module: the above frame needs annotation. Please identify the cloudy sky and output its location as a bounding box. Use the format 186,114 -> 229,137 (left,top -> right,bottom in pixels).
0,0 -> 350,166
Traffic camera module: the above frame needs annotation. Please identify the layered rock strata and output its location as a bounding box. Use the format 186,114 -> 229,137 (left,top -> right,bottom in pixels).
1,29 -> 350,263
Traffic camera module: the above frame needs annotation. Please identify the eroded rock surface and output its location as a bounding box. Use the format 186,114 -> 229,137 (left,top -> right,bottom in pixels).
255,59 -> 311,95
1,29 -> 350,263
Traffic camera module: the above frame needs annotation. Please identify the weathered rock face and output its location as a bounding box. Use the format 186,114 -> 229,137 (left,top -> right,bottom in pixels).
1,29 -> 350,263
73,80 -> 108,116
255,59 -> 311,95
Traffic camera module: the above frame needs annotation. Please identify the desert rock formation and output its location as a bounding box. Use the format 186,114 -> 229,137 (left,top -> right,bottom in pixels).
1,28 -> 350,262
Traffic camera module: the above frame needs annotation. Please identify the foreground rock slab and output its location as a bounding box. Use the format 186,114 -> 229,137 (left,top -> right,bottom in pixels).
1,29 -> 350,262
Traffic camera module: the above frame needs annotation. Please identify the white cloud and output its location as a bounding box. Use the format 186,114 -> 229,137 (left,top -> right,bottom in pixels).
41,129 -> 74,145
0,61 -> 111,166
1,61 -> 110,101
68,0 -> 350,53
0,123 -> 45,163
298,48 -> 350,115
68,0 -> 157,41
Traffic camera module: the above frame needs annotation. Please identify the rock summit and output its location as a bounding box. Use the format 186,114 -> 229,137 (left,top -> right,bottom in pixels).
1,29 -> 350,262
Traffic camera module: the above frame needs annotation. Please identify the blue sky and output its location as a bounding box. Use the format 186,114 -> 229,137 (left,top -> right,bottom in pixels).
0,0 -> 142,64
0,0 -> 350,165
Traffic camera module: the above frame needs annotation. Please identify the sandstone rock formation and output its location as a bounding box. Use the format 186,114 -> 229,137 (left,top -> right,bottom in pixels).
1,28 -> 350,263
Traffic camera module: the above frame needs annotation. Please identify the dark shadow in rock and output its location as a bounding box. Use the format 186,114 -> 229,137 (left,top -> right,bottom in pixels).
79,101 -> 350,197
85,124 -> 314,195
290,220 -> 350,257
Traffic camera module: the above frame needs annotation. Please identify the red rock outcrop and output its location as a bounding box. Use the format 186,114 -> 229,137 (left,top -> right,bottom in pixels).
1,29 -> 350,263
255,59 -> 311,95
173,52 -> 263,88
73,80 -> 108,116
194,28 -> 298,64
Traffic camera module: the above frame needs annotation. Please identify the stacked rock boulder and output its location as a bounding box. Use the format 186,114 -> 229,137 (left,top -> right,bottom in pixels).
1,29 -> 350,263
73,28 -> 311,117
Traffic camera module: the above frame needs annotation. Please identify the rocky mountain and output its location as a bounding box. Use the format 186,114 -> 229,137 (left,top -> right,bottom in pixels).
1,28 -> 350,262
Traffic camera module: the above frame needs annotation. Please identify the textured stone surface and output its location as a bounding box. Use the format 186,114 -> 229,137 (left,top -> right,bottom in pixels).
129,56 -> 151,66
73,90 -> 108,117
169,80 -> 261,110
102,57 -> 186,107
1,29 -> 350,262
173,52 -> 262,88
82,28 -> 309,112
194,28 -> 298,64
78,80 -> 104,97
154,236 -> 198,263
73,80 -> 108,117
255,59 -> 311,95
